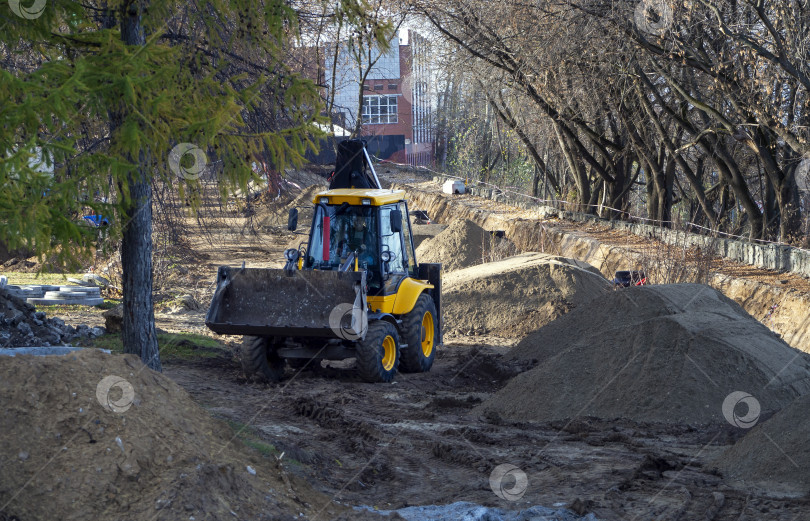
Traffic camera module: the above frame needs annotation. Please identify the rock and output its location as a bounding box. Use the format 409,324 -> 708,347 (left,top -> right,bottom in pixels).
89,327 -> 106,338
179,294 -> 200,311
18,451 -> 29,461
82,273 -> 110,287
0,275 -> 6,289
103,304 -> 124,334
16,322 -> 32,336
42,329 -> 62,344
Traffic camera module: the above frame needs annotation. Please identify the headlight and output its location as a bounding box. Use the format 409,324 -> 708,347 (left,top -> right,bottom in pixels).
380,251 -> 391,262
284,248 -> 299,261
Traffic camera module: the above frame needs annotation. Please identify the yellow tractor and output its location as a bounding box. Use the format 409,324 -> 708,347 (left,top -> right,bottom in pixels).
205,140 -> 442,382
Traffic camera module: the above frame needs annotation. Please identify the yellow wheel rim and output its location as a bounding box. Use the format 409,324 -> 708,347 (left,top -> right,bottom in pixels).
381,335 -> 396,372
421,312 -> 435,358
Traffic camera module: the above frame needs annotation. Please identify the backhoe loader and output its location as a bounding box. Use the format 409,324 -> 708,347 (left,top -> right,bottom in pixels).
205,139 -> 442,382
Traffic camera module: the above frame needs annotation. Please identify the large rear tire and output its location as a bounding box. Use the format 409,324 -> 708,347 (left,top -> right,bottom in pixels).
356,321 -> 400,383
241,336 -> 285,382
399,294 -> 438,373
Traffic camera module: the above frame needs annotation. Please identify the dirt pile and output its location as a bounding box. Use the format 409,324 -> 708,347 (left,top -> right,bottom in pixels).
411,223 -> 447,249
415,219 -> 516,272
0,350 -> 371,521
442,253 -> 612,337
0,288 -> 104,347
712,392 -> 810,497
474,284 -> 810,425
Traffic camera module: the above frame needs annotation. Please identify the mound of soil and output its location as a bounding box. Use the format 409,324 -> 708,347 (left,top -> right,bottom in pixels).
442,253 -> 611,337
415,219 -> 515,273
411,223 -> 447,249
712,392 -> 810,497
0,288 -> 103,347
0,350 -> 374,521
474,284 -> 810,425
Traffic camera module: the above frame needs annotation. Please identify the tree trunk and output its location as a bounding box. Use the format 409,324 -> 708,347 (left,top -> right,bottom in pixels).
119,0 -> 161,371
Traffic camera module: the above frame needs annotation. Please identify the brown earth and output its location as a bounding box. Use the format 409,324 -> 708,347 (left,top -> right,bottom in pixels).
475,284 -> 810,425
415,219 -> 516,273
713,392 -> 810,497
159,343 -> 810,521
0,350 -> 382,521
442,253 -> 612,337
411,223 -> 447,249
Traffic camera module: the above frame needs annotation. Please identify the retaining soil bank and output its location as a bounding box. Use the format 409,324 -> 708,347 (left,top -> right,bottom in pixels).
395,183 -> 810,355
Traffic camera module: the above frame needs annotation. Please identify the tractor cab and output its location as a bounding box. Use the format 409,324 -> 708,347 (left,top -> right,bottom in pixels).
302,189 -> 415,294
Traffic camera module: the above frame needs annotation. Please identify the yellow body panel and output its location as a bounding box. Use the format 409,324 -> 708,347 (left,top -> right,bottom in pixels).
313,189 -> 407,207
365,278 -> 434,315
366,294 -> 396,314
393,278 -> 434,314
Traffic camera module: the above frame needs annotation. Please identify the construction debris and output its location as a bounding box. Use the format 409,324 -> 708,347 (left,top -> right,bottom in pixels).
4,283 -> 104,306
0,288 -> 104,347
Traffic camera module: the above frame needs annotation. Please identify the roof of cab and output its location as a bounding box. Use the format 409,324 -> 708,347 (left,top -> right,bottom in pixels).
312,189 -> 407,206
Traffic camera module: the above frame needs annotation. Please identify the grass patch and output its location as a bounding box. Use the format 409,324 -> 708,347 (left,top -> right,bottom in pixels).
222,419 -> 301,464
80,331 -> 227,360
4,272 -> 84,286
35,298 -> 120,313
224,419 -> 279,457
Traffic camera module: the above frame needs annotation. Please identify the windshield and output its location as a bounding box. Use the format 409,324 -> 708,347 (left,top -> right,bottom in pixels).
306,204 -> 378,271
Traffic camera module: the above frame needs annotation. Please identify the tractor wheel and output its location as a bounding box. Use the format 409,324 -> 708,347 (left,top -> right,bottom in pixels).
399,294 -> 438,373
241,336 -> 285,382
355,321 -> 400,383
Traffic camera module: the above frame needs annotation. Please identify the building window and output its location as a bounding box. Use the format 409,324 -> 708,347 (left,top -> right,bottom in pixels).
388,83 -> 398,90
362,95 -> 398,124
373,84 -> 384,91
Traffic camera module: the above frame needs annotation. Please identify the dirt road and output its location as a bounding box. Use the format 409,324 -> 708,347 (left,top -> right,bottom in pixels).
163,343 -> 809,520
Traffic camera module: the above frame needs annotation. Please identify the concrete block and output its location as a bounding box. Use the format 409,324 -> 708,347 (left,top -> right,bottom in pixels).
0,347 -> 111,356
27,297 -> 104,306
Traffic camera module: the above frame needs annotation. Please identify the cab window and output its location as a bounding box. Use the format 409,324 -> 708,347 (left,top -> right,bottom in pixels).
306,204 -> 377,270
379,205 -> 406,274
399,202 -> 417,276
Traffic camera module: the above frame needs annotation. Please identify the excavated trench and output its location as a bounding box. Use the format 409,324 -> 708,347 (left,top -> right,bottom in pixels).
398,183 -> 810,354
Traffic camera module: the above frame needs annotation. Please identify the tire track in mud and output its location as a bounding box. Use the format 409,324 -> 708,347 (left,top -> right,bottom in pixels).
165,346 -> 810,521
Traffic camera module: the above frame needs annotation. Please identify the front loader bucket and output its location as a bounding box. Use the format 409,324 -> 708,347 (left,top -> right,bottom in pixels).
205,266 -> 367,339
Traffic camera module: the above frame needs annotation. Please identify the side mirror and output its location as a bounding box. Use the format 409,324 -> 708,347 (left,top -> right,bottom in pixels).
287,208 -> 299,231
390,209 -> 402,233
